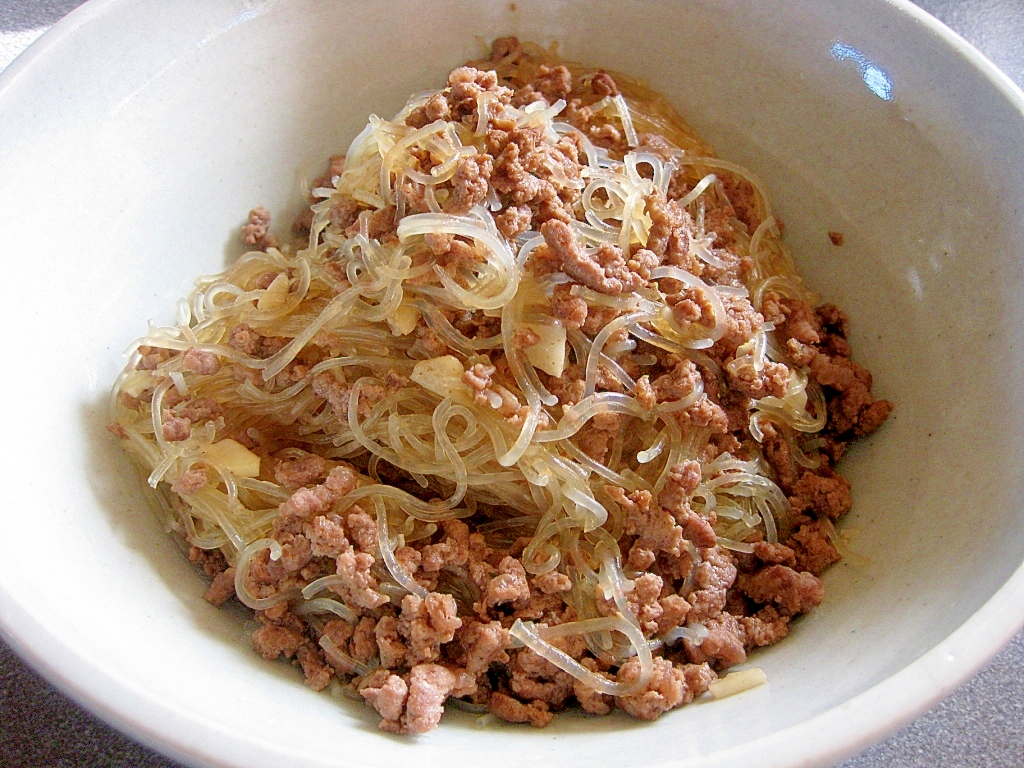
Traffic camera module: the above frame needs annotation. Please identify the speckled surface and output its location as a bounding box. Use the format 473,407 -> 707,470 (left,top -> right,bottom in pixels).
0,1 -> 1021,766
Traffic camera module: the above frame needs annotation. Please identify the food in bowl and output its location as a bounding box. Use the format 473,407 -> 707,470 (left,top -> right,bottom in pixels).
108,37 -> 891,734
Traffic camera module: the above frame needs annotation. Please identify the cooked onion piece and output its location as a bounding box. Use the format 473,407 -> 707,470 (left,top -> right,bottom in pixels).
708,667 -> 769,699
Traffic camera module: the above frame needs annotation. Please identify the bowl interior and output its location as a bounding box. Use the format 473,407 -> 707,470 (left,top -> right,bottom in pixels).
1,1 -> 1023,767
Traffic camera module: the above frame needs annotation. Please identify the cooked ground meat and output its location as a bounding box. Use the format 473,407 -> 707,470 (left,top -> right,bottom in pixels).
616,657 -> 714,720
241,206 -> 278,250
738,565 -> 825,615
445,154 -> 493,214
536,219 -> 646,295
171,466 -> 208,495
488,691 -> 553,727
112,37 -> 892,737
183,348 -> 221,375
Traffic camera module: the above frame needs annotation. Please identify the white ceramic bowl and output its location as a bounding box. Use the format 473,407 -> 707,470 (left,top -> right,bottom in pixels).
2,1 -> 1023,766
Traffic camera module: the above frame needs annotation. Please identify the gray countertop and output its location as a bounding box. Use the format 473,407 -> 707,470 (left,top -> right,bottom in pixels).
1,1 -> 1022,766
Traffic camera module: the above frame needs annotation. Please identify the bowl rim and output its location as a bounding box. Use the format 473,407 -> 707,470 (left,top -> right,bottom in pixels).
1,1 -> 1023,766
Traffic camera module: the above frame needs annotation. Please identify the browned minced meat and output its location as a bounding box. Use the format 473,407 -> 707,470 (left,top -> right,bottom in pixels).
329,196 -> 360,229
455,620 -> 510,674
188,545 -> 228,580
616,657 -> 715,720
444,154 -> 493,214
296,644 -> 333,691
533,570 -> 572,595
346,204 -> 399,243
727,357 -> 789,400
424,229 -> 467,263
512,327 -> 541,349
361,663 -> 471,734
751,540 -> 797,568
550,282 -> 588,329
241,206 -> 278,250
150,38 -> 893,737
684,613 -> 747,667
606,486 -> 684,557
650,358 -> 702,404
480,556 -> 531,612
488,691 -> 553,727
446,66 -> 513,125
682,546 -> 737,623
536,219 -> 646,295
657,460 -> 702,515
135,345 -> 174,371
174,396 -> 222,424
399,592 -> 463,664
737,565 -> 824,615
203,567 -> 236,606
405,92 -> 452,129
162,416 -> 190,442
741,606 -> 792,648
463,362 -> 495,392
512,64 -> 573,106
226,323 -> 290,360
507,646 -> 575,707
591,71 -> 619,97
573,659 -> 614,715
711,175 -> 758,232
310,154 -> 346,191
598,572 -> 664,636
273,453 -> 331,490
791,520 -> 842,575
763,295 -> 893,439
494,204 -> 533,239
576,411 -> 622,463
644,192 -> 695,268
171,467 -> 209,495
252,621 -> 305,661
488,125 -> 582,228
182,348 -> 221,375
789,469 -> 852,519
